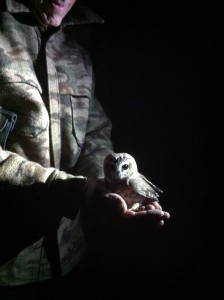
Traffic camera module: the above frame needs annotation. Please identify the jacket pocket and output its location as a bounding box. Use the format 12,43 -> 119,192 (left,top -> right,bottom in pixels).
0,107 -> 17,149
70,96 -> 89,148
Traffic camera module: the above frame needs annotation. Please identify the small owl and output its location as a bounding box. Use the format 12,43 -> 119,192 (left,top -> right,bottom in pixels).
103,152 -> 163,211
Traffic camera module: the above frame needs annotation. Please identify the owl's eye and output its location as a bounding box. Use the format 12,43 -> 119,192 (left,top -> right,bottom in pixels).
122,164 -> 129,170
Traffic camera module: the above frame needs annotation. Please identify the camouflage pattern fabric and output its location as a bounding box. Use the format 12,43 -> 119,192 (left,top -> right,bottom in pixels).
0,0 -> 113,285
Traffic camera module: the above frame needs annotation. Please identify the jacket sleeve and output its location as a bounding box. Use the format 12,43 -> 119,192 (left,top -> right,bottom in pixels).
0,102 -> 87,223
73,95 -> 114,178
0,82 -> 86,189
0,104 -> 85,188
0,145 -> 85,185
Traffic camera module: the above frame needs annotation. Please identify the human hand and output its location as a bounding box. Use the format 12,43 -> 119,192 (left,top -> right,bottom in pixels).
82,178 -> 170,231
81,178 -> 171,270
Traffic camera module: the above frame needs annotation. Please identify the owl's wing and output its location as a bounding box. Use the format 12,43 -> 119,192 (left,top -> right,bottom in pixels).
127,173 -> 163,201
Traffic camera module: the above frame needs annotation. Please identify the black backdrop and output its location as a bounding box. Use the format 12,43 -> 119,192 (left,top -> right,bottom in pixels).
81,0 -> 221,298
0,1 -> 221,298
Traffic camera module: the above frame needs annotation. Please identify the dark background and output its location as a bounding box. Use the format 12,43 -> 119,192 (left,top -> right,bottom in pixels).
0,1 -> 221,298
82,0 -> 221,298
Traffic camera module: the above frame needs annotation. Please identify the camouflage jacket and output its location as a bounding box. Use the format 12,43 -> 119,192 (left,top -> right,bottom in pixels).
0,0 -> 113,285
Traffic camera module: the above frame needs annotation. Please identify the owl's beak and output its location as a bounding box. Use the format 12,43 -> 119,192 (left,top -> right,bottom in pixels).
115,171 -> 121,177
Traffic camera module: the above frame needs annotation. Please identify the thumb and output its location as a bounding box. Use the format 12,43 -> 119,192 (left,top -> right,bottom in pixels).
103,193 -> 127,216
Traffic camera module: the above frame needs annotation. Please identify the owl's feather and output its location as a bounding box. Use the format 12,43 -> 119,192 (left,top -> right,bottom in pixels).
103,152 -> 163,210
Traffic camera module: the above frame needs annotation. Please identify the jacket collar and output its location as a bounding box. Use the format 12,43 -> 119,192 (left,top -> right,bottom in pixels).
5,0 -> 104,25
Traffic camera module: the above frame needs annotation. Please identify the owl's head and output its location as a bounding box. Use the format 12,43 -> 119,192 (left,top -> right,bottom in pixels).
103,152 -> 138,182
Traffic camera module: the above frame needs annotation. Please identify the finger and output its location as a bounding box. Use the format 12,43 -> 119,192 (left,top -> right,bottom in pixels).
146,210 -> 170,221
162,211 -> 171,220
153,202 -> 162,210
145,204 -> 156,210
124,208 -> 170,221
159,220 -> 165,226
123,208 -> 162,218
143,200 -> 162,210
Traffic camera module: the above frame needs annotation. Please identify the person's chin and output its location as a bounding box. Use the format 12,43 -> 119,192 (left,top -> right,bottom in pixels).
36,12 -> 62,27
46,16 -> 62,27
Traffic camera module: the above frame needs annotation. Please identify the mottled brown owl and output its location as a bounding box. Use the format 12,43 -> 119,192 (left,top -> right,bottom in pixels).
103,152 -> 163,211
